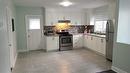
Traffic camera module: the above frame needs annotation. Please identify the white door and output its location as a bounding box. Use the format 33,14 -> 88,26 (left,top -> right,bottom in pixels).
6,7 -> 14,68
26,15 -> 42,51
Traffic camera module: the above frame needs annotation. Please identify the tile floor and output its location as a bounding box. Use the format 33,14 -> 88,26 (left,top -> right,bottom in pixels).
12,49 -> 112,73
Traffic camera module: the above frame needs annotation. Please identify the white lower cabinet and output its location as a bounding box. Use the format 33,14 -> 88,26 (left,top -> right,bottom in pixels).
83,35 -> 88,48
98,38 -> 106,55
84,35 -> 93,49
83,35 -> 106,55
45,36 -> 59,51
45,34 -> 106,55
73,34 -> 83,48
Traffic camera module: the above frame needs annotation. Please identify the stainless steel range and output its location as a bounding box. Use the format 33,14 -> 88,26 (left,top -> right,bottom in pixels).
59,33 -> 73,51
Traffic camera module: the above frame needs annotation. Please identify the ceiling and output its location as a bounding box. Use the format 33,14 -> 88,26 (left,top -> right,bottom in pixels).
13,0 -> 115,9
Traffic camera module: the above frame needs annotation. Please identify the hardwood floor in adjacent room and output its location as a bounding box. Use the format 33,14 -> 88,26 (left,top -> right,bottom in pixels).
12,48 -> 111,73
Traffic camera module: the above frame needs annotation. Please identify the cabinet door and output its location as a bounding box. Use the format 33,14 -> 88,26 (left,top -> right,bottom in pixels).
87,36 -> 100,53
46,37 -> 59,51
91,36 -> 98,51
45,12 -> 54,26
87,35 -> 92,49
84,35 -> 106,55
73,35 -> 80,48
73,36 -> 77,48
45,9 -> 84,26
54,37 -> 59,50
94,37 -> 106,55
73,35 -> 83,48
77,35 -> 83,47
86,36 -> 89,48
83,35 -> 86,47
99,38 -> 106,55
83,35 -> 88,48
94,37 -> 100,53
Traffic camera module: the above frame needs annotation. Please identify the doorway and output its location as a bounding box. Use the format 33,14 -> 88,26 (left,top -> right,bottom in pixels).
26,15 -> 42,51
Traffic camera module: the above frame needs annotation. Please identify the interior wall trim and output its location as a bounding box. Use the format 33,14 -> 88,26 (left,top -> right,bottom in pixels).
18,49 -> 28,53
13,54 -> 17,68
111,66 -> 128,73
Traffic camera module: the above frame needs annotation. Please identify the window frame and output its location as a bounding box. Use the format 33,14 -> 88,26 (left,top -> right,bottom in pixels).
29,18 -> 41,30
94,20 -> 107,34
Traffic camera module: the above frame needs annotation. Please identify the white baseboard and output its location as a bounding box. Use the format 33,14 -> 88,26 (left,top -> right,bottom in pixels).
18,49 -> 28,52
18,49 -> 47,52
84,47 -> 105,57
112,66 -> 128,73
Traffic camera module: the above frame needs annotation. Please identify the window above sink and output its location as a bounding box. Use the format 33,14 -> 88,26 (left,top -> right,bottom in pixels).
94,21 -> 107,34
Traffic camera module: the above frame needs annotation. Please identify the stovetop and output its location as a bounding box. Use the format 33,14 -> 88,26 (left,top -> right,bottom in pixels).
59,34 -> 72,36
57,32 -> 72,36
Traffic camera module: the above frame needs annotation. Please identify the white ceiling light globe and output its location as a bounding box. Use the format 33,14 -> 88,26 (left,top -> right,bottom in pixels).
59,0 -> 73,7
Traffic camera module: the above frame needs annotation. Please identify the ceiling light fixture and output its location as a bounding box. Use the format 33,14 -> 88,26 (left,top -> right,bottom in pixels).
59,0 -> 73,7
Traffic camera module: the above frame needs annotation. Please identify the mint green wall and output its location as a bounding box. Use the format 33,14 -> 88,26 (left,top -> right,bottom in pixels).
117,0 -> 130,44
112,0 -> 130,72
0,0 -> 10,72
15,6 -> 44,51
113,43 -> 130,72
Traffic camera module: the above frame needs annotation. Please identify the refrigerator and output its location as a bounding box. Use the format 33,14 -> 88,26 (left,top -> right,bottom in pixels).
106,20 -> 114,61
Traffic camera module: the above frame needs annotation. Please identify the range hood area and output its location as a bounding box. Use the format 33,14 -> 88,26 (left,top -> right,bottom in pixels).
55,20 -> 71,32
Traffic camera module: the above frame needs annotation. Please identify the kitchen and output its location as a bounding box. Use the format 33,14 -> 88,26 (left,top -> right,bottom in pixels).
1,0 -> 130,73
43,3 -> 115,61
12,0 -> 116,73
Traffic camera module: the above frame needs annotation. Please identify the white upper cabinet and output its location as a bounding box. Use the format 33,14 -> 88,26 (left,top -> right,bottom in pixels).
83,9 -> 95,25
45,8 -> 85,26
45,9 -> 56,26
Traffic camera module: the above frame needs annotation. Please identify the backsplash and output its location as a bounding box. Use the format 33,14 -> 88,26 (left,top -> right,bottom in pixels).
44,25 -> 85,34
84,25 -> 94,33
44,25 -> 94,35
68,25 -> 85,33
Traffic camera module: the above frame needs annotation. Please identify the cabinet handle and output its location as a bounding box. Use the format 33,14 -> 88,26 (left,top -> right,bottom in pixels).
91,37 -> 93,40
101,39 -> 103,43
52,37 -> 55,40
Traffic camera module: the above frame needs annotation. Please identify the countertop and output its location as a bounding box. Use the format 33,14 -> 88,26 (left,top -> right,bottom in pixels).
44,33 -> 106,38
84,33 -> 106,38
44,34 -> 59,37
44,33 -> 84,36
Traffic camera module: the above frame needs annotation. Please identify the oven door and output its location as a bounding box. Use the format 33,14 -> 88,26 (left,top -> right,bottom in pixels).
59,36 -> 73,51
60,36 -> 72,46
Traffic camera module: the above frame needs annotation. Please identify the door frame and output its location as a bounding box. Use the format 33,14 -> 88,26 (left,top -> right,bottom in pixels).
6,6 -> 13,69
25,15 -> 43,51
